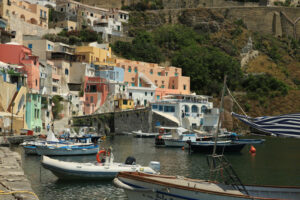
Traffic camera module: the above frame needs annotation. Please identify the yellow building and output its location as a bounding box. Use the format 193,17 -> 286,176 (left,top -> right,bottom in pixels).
114,98 -> 134,111
53,20 -> 77,31
75,44 -> 114,65
0,0 -> 49,28
0,76 -> 27,134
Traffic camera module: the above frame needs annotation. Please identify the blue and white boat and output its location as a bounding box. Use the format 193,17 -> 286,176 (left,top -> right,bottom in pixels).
36,143 -> 99,156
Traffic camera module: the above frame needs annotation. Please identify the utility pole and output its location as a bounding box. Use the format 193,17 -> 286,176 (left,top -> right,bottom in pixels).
10,102 -> 15,135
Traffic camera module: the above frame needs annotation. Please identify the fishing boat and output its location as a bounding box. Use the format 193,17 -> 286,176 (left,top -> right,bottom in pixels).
114,171 -> 300,200
41,149 -> 160,180
36,143 -> 99,156
114,76 -> 300,199
190,140 -> 246,153
132,130 -> 159,138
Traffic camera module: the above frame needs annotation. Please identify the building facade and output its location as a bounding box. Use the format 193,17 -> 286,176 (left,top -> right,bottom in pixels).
0,43 -> 40,92
26,93 -> 42,132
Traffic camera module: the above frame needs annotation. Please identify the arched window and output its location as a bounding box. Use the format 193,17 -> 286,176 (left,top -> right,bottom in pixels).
184,105 -> 189,113
65,69 -> 69,75
201,105 -> 207,113
191,105 -> 198,113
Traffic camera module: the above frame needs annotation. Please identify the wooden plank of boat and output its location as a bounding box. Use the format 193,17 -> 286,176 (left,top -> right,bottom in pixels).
115,172 -> 300,200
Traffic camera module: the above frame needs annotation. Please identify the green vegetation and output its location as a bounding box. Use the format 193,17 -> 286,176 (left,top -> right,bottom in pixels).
112,23 -> 291,99
122,0 -> 163,11
52,95 -> 63,119
43,29 -> 102,45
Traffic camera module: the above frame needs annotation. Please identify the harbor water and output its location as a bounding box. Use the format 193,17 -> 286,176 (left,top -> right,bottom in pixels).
11,135 -> 300,200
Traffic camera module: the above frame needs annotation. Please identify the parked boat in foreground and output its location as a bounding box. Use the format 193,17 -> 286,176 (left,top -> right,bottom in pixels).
114,171 -> 300,200
41,150 -> 160,180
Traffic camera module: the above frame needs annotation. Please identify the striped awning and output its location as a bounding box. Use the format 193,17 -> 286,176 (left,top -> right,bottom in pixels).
232,112 -> 300,138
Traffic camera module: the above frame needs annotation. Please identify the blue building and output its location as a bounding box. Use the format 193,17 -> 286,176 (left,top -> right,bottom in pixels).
94,65 -> 124,82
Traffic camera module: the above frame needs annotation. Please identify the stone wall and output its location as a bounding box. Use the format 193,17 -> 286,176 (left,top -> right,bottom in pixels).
8,16 -> 62,43
128,7 -> 300,39
114,108 -> 178,134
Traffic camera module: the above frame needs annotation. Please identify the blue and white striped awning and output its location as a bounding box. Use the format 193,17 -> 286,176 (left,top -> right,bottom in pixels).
232,112 -> 300,138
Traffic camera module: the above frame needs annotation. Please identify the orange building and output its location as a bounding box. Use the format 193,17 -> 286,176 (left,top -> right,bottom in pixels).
116,58 -> 190,100
0,43 -> 40,92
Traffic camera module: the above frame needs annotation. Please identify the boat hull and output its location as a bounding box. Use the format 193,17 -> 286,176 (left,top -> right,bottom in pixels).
114,172 -> 300,200
36,145 -> 99,156
190,143 -> 246,153
41,156 -> 157,180
132,131 -> 158,138
23,146 -> 37,155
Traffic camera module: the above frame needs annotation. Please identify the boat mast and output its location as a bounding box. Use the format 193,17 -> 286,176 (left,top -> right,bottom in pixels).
212,75 -> 227,156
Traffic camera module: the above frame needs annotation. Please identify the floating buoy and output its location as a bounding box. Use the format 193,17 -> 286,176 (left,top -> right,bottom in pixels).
249,145 -> 256,154
158,135 -> 162,139
181,146 -> 185,150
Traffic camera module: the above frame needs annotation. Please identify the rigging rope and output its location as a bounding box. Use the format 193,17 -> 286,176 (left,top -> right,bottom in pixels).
226,85 -> 248,117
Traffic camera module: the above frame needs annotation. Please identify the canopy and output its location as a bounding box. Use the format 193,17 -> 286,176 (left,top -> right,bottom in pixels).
232,112 -> 300,138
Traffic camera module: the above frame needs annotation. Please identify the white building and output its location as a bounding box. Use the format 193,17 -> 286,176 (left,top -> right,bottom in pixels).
93,18 -> 122,41
151,94 -> 214,129
128,86 -> 156,107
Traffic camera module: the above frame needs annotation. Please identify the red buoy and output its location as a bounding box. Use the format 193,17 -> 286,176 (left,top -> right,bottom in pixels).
181,146 -> 185,150
249,145 -> 256,154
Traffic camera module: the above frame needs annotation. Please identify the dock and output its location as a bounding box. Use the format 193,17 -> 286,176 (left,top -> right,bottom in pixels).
0,147 -> 38,200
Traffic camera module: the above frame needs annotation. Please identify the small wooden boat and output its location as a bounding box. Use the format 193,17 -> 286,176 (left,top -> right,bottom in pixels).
233,138 -> 266,145
36,144 -> 99,156
41,151 -> 160,180
114,172 -> 300,200
132,130 -> 159,138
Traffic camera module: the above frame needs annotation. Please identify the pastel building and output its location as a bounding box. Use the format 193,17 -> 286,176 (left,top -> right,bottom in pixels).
0,43 -> 40,92
75,43 -> 112,65
0,0 -> 49,28
83,76 -> 108,115
95,65 -> 124,82
116,58 -> 190,102
25,93 -> 42,132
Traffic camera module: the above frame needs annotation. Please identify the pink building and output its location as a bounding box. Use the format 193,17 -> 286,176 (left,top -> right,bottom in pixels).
116,58 -> 190,100
0,43 -> 40,92
83,76 -> 108,115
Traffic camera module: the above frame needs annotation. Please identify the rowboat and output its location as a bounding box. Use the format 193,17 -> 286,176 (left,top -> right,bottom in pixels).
190,140 -> 246,153
41,152 -> 160,180
114,171 -> 300,200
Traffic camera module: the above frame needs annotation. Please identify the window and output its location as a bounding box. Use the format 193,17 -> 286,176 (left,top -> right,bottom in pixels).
157,95 -> 160,100
90,13 -> 93,17
161,85 -> 165,88
184,84 -> 186,90
144,100 -> 147,106
150,69 -> 153,74
184,105 -> 189,113
134,67 -> 138,73
61,8 -> 64,12
52,86 -> 57,92
201,106 -> 208,114
116,71 -> 119,79
123,100 -> 128,105
44,11 -> 46,19
48,44 -> 52,50
151,92 -> 153,96
165,72 -> 168,76
158,72 -> 161,76
90,96 -> 93,103
175,73 -> 178,76
172,85 -> 175,89
40,10 -> 43,17
67,3 -> 70,7
163,106 -> 175,112
145,92 -> 147,96
159,105 -> 163,111
82,12 -> 84,16
192,105 -> 198,113
28,44 -> 32,49
36,79 -> 38,86
46,111 -> 49,117
128,66 -> 131,72
129,92 -> 132,97
65,69 -> 69,75
152,105 -> 158,109
131,83 -> 135,86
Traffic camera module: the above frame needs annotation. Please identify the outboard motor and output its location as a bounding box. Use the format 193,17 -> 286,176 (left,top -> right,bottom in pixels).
125,156 -> 136,165
149,161 -> 160,172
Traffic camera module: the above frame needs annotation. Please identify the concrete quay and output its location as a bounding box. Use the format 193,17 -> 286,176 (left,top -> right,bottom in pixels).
0,147 -> 38,200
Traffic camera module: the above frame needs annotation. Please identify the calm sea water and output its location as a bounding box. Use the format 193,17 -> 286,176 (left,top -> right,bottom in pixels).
11,135 -> 300,200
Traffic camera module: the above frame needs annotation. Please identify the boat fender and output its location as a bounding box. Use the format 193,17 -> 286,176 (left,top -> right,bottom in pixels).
249,145 -> 256,154
96,150 -> 110,163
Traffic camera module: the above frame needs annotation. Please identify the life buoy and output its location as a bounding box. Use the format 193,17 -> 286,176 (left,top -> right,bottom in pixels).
96,150 -> 110,163
158,128 -> 164,134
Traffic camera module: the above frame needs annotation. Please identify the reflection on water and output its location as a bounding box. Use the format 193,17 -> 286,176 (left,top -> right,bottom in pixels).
11,135 -> 300,200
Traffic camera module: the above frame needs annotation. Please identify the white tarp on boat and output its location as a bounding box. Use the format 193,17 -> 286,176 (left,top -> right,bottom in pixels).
46,130 -> 59,142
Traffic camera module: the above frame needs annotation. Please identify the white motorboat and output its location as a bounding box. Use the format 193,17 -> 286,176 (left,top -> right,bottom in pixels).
41,151 -> 160,180
132,130 -> 159,138
114,172 -> 300,200
36,143 -> 99,156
